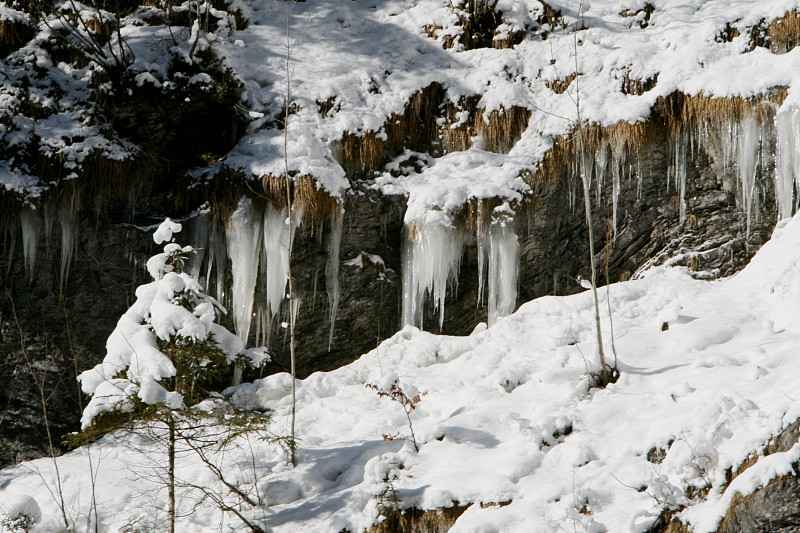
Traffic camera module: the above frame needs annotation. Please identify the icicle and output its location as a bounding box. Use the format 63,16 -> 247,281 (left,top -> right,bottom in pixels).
673,127 -> 688,224
476,202 -> 487,306
610,139 -> 625,239
4,218 -> 17,277
487,218 -> 518,326
206,221 -> 227,303
401,220 -> 465,329
226,197 -> 263,356
44,203 -> 55,249
263,203 -> 296,319
595,142 -> 608,207
775,105 -> 800,219
325,206 -> 343,350
59,188 -> 79,289
187,212 -> 209,283
636,158 -> 643,198
20,208 -> 40,281
736,115 -> 761,236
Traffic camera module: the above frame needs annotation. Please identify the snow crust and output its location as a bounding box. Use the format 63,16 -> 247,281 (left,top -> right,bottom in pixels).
8,211 -> 800,532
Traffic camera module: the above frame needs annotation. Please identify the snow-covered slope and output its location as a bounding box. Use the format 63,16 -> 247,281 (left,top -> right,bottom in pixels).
4,211 -> 800,532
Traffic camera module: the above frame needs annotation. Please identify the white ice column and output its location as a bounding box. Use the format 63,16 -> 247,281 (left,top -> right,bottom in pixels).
401,221 -> 465,330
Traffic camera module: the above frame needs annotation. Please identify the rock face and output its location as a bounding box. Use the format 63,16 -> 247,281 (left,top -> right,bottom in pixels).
718,474 -> 800,533
0,99 -> 779,467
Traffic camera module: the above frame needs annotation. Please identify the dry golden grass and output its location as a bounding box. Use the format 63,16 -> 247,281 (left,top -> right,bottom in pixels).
260,173 -> 341,227
0,18 -> 33,56
385,83 -> 445,153
339,131 -> 386,177
460,196 -> 515,229
620,72 -> 658,96
424,24 -> 460,49
523,89 -> 783,192
35,148 -> 156,210
545,73 -> 577,95
475,106 -> 531,154
441,96 -> 479,153
768,9 -> 800,53
368,504 -> 469,533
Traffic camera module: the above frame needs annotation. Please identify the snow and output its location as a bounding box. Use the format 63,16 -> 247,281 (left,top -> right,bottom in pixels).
10,0 -> 800,530
152,218 -> 182,245
7,208 -> 800,532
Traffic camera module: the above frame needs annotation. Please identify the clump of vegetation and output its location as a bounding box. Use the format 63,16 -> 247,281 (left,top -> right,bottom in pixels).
364,375 -> 425,452
70,219 -> 277,532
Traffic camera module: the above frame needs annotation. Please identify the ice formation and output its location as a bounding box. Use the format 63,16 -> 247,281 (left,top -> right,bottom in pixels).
262,203 -> 296,319
476,205 -> 487,305
206,221 -> 228,303
486,219 -> 519,326
610,139 -> 625,239
401,221 -> 466,329
186,213 -> 209,284
226,198 -> 263,373
326,207 -> 343,350
19,208 -> 40,281
671,128 -> 688,223
59,189 -> 79,288
775,105 -> 800,220
595,141 -> 608,207
737,115 -> 762,236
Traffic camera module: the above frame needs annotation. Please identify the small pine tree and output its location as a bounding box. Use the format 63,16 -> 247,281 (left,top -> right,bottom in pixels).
77,218 -> 246,425
75,218 -> 273,533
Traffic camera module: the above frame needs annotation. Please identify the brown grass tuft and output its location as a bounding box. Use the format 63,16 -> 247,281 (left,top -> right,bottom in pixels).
546,73 -> 577,95
385,83 -> 446,154
36,148 -> 156,212
441,96 -> 480,153
424,24 -> 460,49
260,174 -> 341,227
0,17 -> 33,57
368,504 -> 469,533
768,9 -> 800,54
459,196 -> 519,230
476,106 -> 531,154
338,131 -> 386,178
620,72 -> 658,96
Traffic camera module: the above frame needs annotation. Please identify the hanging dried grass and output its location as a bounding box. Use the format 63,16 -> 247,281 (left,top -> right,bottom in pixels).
545,73 -> 577,95
339,131 -> 386,177
0,17 -> 33,56
475,106 -> 531,154
768,9 -> 800,54
260,173 -> 341,227
441,96 -> 479,153
385,83 -> 445,154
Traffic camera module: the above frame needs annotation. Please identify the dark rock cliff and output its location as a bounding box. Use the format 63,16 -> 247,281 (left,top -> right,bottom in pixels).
0,90 -> 780,467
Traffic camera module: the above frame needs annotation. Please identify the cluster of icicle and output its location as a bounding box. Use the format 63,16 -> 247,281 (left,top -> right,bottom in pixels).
666,105 -> 800,236
569,104 -> 800,242
4,188 -> 79,286
186,197 -> 343,359
571,138 -> 629,241
401,204 -> 519,330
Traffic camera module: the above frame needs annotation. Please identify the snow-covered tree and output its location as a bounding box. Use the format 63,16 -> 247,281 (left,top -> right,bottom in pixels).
75,218 -> 273,533
77,218 -> 246,426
